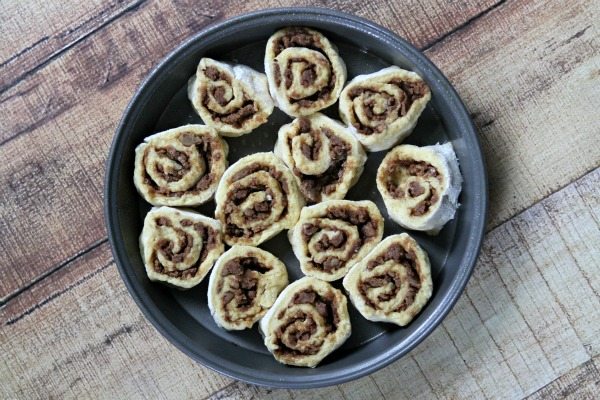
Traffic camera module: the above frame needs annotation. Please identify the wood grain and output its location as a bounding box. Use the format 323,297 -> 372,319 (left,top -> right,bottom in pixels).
0,242 -> 232,399
0,0 -> 502,301
0,0 -> 142,92
2,0 -> 599,397
2,0 -> 598,301
2,167 -> 598,399
426,0 -> 600,228
526,357 -> 600,400
0,0 -> 500,94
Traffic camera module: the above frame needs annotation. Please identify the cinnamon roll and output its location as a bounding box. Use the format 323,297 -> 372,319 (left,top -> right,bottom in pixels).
188,58 -> 274,137
259,276 -> 351,367
215,152 -> 304,246
133,124 -> 228,206
343,233 -> 433,326
289,200 -> 384,281
140,207 -> 224,289
208,246 -> 288,330
376,143 -> 462,234
265,27 -> 347,117
339,66 -> 431,152
274,113 -> 366,203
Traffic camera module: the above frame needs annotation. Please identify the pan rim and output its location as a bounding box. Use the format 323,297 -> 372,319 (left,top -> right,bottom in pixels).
104,6 -> 488,389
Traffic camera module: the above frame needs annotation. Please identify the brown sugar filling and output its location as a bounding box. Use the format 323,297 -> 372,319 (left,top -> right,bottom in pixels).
143,132 -> 223,197
348,80 -> 429,134
201,66 -> 258,127
301,206 -> 379,273
272,28 -> 336,106
274,289 -> 339,357
359,244 -> 421,312
151,218 -> 219,279
218,256 -> 271,322
224,164 -> 290,239
289,117 -> 350,203
384,160 -> 440,216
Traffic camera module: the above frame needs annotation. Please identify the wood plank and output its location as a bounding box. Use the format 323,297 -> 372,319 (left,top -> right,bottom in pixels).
2,167 -> 597,398
0,242 -> 232,399
368,168 -> 599,399
0,0 -> 500,94
526,357 -> 600,400
0,0 -> 142,92
425,0 -> 600,228
0,0 -> 501,300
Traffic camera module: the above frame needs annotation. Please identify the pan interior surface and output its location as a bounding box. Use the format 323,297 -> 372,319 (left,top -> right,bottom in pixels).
105,8 -> 487,388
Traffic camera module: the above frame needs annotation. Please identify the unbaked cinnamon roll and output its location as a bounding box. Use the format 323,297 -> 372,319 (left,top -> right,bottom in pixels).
208,245 -> 288,330
265,27 -> 347,117
188,58 -> 274,136
140,207 -> 224,289
259,276 -> 351,367
274,113 -> 366,203
339,66 -> 431,152
133,124 -> 228,206
376,143 -> 462,234
215,152 -> 304,246
343,233 -> 433,326
289,200 -> 384,281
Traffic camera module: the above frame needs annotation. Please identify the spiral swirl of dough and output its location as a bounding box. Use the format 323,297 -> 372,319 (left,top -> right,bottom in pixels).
208,246 -> 288,330
289,200 -> 384,281
274,113 -> 366,203
343,233 -> 432,326
134,125 -> 228,206
140,207 -> 224,289
215,152 -> 304,246
376,143 -> 462,234
188,58 -> 274,137
265,27 -> 346,117
339,66 -> 431,152
259,277 -> 351,367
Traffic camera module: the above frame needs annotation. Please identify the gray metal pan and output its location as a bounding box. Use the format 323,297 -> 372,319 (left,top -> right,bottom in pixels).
104,7 -> 487,389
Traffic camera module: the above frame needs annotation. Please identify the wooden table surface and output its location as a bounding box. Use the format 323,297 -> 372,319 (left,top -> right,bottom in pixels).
1,0 -> 599,398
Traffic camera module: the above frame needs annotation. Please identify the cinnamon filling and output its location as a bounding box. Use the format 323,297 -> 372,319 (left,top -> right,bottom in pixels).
274,29 -> 323,55
289,118 -> 350,202
224,164 -> 290,238
151,218 -> 219,279
384,160 -> 440,216
411,188 -> 438,216
203,66 -> 222,81
219,257 -> 270,321
274,289 -> 339,356
400,160 -> 439,177
348,80 -> 429,134
301,206 -> 379,273
201,66 -> 258,127
153,147 -> 191,182
297,118 -> 322,160
359,244 -> 421,311
143,133 -> 221,197
272,28 -> 337,106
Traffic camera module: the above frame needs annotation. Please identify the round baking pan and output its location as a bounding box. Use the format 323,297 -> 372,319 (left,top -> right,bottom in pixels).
104,7 -> 487,388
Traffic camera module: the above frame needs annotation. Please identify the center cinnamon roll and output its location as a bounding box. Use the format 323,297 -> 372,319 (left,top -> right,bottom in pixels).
265,27 -> 347,117
215,152 -> 304,246
274,113 -> 366,203
289,200 -> 384,281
